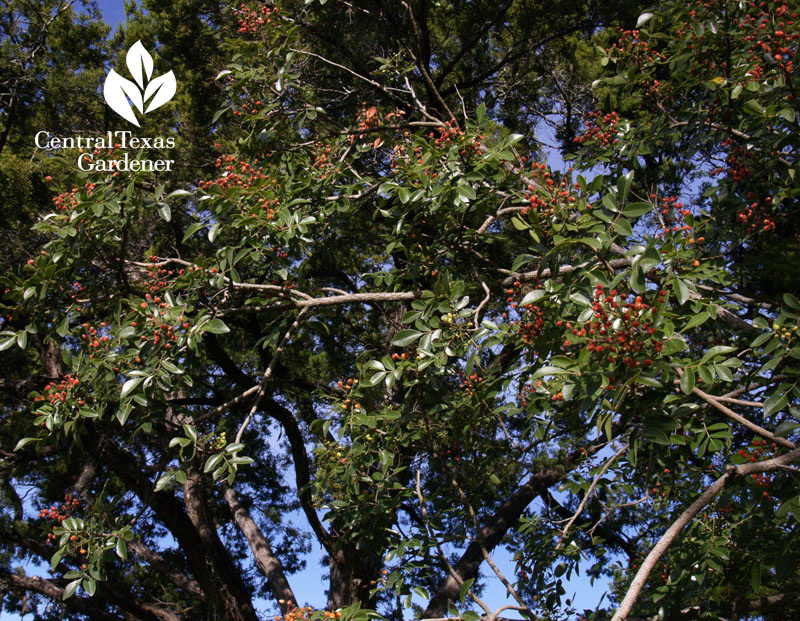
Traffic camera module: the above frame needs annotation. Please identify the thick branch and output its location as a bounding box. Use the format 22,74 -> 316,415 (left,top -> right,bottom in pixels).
202,336 -> 335,553
222,482 -> 298,613
613,446 -> 800,620
127,540 -> 204,599
688,379 -> 795,450
98,437 -> 257,621
0,568 -> 119,620
423,470 -> 562,617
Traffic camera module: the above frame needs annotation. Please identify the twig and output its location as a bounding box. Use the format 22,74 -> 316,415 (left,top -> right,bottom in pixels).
588,494 -> 650,539
555,444 -> 628,550
289,47 -> 410,95
473,281 -> 491,327
415,469 -> 492,616
234,308 -> 309,443
450,478 -> 532,618
404,76 -> 445,124
680,371 -> 795,450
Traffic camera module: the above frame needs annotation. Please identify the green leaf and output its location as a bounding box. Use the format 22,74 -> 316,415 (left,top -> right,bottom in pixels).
50,549 -> 63,571
154,472 -> 174,492
779,107 -> 796,123
715,363 -> 733,382
699,345 -> 737,364
602,193 -> 619,213
118,326 -> 135,339
183,424 -> 198,442
14,437 -> 39,451
204,453 -> 224,473
519,289 -> 545,305
743,99 -> 765,115
458,578 -> 475,604
56,316 -> 70,336
624,202 -> 653,217
511,254 -> 536,272
661,336 -> 687,356
511,216 -> 529,230
202,319 -> 230,334
613,217 -> 633,237
391,329 -> 422,347
617,170 -> 634,204
682,311 -> 710,332
697,364 -> 714,386
83,576 -> 96,597
182,221 -> 205,242
532,365 -> 570,378
784,293 -> 800,310
672,278 -> 690,305
157,204 -> 171,222
120,377 -> 144,399
764,392 -> 788,418
750,563 -> 761,593
212,106 -> 230,123
63,579 -> 81,600
161,360 -> 183,374
680,368 -> 696,394
401,310 -> 421,324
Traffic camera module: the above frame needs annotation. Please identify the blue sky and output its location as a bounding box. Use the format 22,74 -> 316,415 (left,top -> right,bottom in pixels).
96,0 -> 130,32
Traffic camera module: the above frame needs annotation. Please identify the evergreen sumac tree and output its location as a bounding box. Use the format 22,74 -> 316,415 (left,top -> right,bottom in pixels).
1,1 -> 800,620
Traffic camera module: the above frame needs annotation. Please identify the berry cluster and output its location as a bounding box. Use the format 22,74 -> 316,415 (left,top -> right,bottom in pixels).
273,604 -> 341,621
200,155 -> 271,192
142,256 -> 182,294
335,378 -> 361,413
774,319 -> 798,345
39,494 -> 81,543
739,2 -> 798,74
457,372 -> 483,398
33,375 -> 80,407
737,438 -> 779,499
429,118 -> 465,148
208,431 -> 227,451
51,186 -> 83,212
133,294 -> 187,351
236,3 -> 277,36
562,284 -> 663,370
654,194 -> 696,239
735,194 -> 777,233
79,322 -> 111,358
311,142 -> 336,179
232,99 -> 264,118
607,28 -> 666,65
521,164 -> 570,214
505,280 -> 547,346
573,111 -> 620,147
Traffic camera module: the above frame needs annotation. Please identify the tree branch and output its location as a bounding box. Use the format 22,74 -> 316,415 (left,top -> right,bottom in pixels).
221,481 -> 298,613
613,445 -> 800,620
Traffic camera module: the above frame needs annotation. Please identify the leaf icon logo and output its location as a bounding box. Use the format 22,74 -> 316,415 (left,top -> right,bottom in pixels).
103,41 -> 176,127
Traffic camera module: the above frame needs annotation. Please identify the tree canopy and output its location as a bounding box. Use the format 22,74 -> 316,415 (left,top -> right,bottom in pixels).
2,0 -> 800,620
